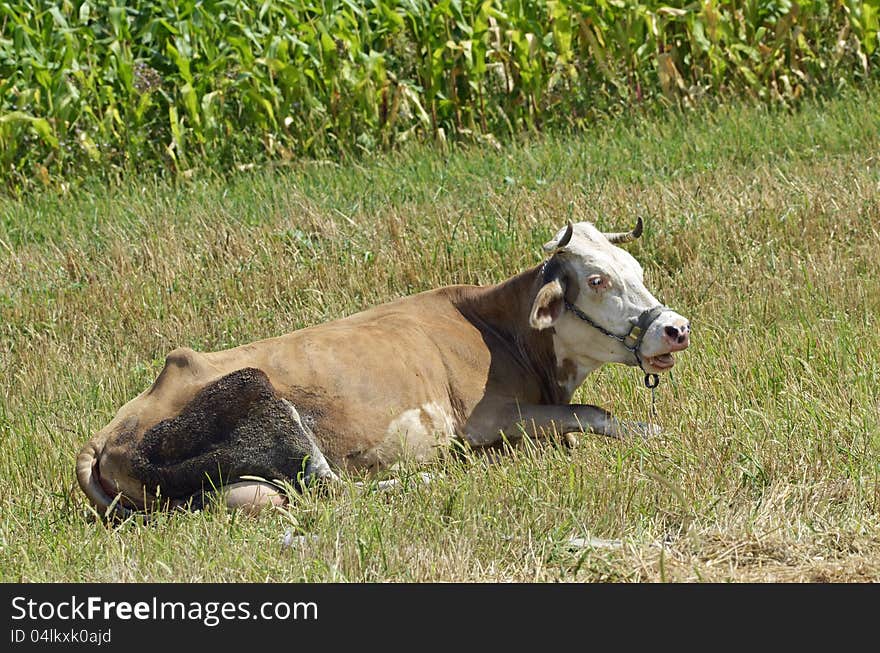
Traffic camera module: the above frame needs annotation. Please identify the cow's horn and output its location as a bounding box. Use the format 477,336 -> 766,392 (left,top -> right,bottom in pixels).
604,216 -> 643,244
542,222 -> 574,252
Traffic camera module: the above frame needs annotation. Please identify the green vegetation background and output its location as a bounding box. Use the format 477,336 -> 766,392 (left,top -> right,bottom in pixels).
2,1 -> 879,193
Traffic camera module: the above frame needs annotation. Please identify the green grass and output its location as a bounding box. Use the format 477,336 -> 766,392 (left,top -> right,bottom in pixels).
1,88 -> 879,581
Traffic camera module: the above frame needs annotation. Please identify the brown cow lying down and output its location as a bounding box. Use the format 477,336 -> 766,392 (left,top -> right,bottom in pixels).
77,220 -> 690,517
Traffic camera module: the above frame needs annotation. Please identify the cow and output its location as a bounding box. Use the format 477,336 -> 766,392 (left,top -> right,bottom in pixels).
76,219 -> 690,517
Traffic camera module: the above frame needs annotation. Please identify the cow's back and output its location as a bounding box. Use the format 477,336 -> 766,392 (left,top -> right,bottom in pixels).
232,287 -> 491,470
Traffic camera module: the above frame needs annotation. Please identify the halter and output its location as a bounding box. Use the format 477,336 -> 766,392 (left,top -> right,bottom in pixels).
563,300 -> 668,390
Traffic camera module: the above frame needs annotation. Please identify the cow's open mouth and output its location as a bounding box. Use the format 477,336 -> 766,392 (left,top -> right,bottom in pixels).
644,353 -> 675,371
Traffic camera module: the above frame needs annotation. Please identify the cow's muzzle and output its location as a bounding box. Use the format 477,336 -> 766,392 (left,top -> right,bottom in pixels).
564,301 -> 690,383
663,323 -> 690,350
641,315 -> 690,373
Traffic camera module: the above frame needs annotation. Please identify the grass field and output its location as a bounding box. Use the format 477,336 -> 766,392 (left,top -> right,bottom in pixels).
1,87 -> 879,582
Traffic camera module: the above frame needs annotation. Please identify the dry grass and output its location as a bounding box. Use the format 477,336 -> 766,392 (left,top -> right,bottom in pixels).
1,90 -> 879,582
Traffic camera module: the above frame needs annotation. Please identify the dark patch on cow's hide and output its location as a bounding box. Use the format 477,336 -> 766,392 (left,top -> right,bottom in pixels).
130,368 -> 314,502
542,255 -> 579,305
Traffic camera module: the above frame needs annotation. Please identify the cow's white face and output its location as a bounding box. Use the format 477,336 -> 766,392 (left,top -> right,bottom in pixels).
530,221 -> 690,381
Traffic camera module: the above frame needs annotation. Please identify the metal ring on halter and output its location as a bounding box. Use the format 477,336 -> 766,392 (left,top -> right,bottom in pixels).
644,373 -> 660,389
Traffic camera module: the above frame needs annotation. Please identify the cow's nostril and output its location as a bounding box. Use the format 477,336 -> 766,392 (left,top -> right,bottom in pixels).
664,325 -> 680,340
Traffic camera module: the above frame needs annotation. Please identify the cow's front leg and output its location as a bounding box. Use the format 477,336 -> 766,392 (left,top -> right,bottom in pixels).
464,403 -> 655,447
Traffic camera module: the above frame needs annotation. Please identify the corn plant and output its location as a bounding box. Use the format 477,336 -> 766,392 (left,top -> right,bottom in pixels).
1,1 -> 878,193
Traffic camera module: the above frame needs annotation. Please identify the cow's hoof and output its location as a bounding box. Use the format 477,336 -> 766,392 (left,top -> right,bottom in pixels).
617,421 -> 661,439
633,422 -> 662,439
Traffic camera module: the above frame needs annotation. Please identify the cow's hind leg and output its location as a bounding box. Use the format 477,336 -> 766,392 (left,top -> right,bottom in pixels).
215,399 -> 339,514
130,368 -> 335,513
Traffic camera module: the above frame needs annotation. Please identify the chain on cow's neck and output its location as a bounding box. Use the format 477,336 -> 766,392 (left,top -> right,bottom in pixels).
563,299 -> 665,394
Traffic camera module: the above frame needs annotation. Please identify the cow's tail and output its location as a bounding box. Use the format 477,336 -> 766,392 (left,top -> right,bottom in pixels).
76,432 -> 133,519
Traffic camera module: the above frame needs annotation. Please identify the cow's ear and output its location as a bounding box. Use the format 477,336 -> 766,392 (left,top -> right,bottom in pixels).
530,278 -> 565,330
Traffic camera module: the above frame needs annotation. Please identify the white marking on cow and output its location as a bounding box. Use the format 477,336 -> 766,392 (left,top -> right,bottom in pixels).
421,402 -> 456,444
387,407 -> 425,439
386,403 -> 455,442
282,399 -> 338,481
383,402 -> 456,462
552,338 -> 601,395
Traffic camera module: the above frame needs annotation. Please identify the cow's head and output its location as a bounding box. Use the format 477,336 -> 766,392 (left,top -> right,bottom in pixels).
530,220 -> 690,376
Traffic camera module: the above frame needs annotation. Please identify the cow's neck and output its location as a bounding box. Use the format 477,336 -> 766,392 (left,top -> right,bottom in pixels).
456,264 -> 576,404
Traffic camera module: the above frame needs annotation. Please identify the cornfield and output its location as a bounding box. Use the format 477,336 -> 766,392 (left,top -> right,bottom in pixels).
2,1 -> 878,191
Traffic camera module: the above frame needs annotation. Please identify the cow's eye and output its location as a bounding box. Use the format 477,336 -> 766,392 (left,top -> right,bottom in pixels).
587,275 -> 608,290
